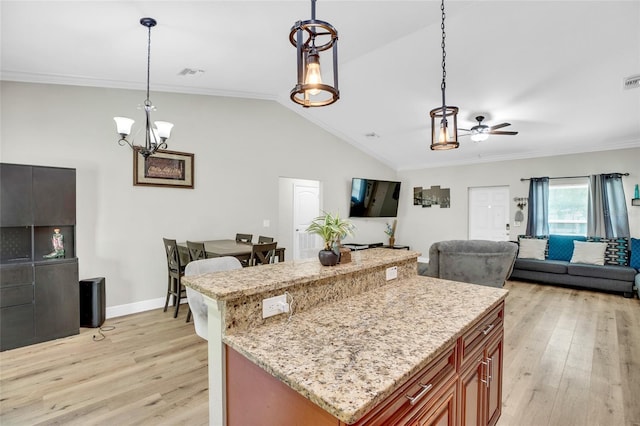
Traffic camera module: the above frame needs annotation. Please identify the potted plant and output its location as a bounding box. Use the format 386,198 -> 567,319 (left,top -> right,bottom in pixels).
306,211 -> 355,266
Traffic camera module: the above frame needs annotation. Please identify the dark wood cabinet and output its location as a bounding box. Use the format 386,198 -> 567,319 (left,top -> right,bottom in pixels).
0,163 -> 78,351
32,166 -> 76,226
35,261 -> 79,339
0,163 -> 33,226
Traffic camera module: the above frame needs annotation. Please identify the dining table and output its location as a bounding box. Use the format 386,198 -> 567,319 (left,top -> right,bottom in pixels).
177,239 -> 285,265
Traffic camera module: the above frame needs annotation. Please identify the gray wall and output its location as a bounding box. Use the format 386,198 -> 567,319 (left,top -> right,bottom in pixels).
0,81 -> 397,312
396,148 -> 640,258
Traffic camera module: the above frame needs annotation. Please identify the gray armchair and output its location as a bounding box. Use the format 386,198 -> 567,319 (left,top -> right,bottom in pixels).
420,240 -> 518,288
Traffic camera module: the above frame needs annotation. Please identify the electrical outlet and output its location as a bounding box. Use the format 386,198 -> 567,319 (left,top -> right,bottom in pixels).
386,266 -> 398,281
262,294 -> 289,319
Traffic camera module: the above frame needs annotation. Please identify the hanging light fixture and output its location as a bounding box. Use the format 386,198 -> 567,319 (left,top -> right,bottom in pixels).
289,0 -> 339,107
114,17 -> 173,158
429,0 -> 459,150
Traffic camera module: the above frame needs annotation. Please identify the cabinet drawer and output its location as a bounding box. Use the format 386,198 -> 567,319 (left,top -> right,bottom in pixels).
0,284 -> 34,307
0,264 -> 34,287
355,343 -> 457,425
459,302 -> 504,368
0,303 -> 35,351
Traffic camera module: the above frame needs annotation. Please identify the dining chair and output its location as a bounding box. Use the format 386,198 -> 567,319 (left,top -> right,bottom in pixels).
235,233 -> 253,243
162,238 -> 188,319
185,257 -> 243,340
248,242 -> 278,266
257,235 -> 274,243
186,240 -> 208,262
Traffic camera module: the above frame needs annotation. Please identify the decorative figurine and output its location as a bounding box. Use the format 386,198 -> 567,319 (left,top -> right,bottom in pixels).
43,228 -> 65,259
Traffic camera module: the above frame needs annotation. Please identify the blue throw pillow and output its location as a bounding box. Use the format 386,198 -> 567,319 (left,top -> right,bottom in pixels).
548,234 -> 586,261
630,238 -> 640,269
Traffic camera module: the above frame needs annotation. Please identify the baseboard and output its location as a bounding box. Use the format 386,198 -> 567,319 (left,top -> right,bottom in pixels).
106,297 -> 188,319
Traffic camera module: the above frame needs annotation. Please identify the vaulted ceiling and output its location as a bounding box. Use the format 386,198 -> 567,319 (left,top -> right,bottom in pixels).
2,1 -> 639,170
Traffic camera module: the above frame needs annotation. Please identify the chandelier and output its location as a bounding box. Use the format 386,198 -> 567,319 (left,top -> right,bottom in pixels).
114,17 -> 173,158
289,0 -> 339,107
429,0 -> 459,150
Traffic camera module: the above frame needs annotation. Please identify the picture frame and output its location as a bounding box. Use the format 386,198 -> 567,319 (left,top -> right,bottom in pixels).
133,148 -> 194,189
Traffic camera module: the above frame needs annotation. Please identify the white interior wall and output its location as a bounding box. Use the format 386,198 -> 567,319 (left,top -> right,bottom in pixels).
0,81 -> 397,311
396,148 -> 640,258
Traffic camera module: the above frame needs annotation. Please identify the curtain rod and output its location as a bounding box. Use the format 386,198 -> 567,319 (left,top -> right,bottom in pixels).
520,173 -> 629,182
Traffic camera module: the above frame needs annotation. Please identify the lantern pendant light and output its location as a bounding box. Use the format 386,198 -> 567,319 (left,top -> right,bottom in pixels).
289,0 -> 339,107
430,0 -> 459,150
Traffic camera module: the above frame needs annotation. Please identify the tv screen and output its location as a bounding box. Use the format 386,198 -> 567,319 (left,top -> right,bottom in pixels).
349,178 -> 401,218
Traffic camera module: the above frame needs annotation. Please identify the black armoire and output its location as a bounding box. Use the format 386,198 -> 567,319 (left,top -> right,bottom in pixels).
0,163 -> 79,351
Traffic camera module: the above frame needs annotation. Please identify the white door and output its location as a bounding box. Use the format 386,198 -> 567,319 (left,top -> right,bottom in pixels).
293,181 -> 322,260
468,186 -> 510,241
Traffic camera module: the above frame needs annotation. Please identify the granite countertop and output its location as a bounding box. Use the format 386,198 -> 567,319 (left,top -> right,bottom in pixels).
182,248 -> 419,301
224,276 -> 508,424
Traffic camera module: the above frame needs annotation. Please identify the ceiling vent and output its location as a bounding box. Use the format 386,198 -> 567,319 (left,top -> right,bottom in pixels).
623,74 -> 640,90
178,68 -> 205,76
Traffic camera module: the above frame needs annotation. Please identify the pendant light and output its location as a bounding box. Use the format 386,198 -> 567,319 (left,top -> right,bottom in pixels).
114,17 -> 174,158
430,0 -> 459,150
289,0 -> 339,107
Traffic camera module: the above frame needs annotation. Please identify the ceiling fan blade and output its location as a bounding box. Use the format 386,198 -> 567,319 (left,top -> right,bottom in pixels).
489,122 -> 511,130
488,131 -> 518,136
458,128 -> 471,132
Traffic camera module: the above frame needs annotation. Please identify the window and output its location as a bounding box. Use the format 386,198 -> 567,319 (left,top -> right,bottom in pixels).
548,180 -> 588,235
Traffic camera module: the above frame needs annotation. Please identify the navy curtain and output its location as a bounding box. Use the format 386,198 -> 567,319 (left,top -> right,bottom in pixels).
526,177 -> 549,236
588,174 -> 630,237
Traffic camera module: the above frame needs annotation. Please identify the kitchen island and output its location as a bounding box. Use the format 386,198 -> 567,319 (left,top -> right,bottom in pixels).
182,248 -> 507,425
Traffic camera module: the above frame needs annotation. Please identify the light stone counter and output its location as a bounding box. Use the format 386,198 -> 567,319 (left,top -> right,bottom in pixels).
183,248 -> 419,301
181,248 -> 506,425
224,276 -> 508,424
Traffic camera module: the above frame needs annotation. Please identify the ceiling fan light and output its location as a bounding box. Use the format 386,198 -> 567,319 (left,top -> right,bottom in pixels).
471,132 -> 489,142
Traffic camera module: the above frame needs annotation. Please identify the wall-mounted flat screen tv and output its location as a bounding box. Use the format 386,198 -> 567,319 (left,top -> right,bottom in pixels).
349,178 -> 401,218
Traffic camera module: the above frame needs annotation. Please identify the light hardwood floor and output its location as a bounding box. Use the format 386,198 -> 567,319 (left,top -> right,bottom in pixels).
1,281 -> 639,425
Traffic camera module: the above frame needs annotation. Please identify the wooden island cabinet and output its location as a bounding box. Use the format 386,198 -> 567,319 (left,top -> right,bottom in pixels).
182,248 -> 507,426
226,302 -> 504,426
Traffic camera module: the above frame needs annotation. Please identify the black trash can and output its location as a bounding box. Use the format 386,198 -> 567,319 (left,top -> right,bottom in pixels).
79,277 -> 106,328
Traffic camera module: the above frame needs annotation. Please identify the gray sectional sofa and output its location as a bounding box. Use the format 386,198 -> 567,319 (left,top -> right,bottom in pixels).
510,235 -> 637,298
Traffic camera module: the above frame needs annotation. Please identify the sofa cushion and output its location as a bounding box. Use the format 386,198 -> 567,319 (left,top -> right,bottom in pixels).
567,263 -> 637,281
630,238 -> 640,269
514,258 -> 568,274
517,238 -> 547,260
587,236 -> 630,266
570,241 -> 607,265
548,234 -> 586,261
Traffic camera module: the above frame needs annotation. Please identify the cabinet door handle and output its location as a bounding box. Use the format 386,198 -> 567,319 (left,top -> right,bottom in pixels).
482,323 -> 495,335
487,356 -> 493,383
480,359 -> 489,386
406,383 -> 433,405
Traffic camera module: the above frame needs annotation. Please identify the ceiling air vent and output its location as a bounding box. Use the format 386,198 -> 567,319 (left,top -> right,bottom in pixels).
623,74 -> 640,90
178,68 -> 205,76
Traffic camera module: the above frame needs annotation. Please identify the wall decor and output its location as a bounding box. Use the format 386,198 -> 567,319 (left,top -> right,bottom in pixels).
413,185 -> 450,208
133,148 -> 194,188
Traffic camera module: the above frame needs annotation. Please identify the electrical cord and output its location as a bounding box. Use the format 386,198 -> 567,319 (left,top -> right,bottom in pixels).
92,325 -> 115,341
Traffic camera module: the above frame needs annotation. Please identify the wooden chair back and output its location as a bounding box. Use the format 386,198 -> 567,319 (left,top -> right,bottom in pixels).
163,238 -> 183,273
186,240 -> 207,262
249,242 -> 278,266
235,233 -> 253,244
258,235 -> 274,243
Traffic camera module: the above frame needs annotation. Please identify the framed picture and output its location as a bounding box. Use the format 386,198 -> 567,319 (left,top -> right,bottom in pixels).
133,148 -> 194,188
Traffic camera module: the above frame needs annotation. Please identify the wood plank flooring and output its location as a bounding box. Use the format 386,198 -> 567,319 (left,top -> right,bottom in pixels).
1,281 -> 638,425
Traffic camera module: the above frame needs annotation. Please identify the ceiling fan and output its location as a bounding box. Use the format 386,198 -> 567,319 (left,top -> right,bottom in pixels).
460,116 -> 518,142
